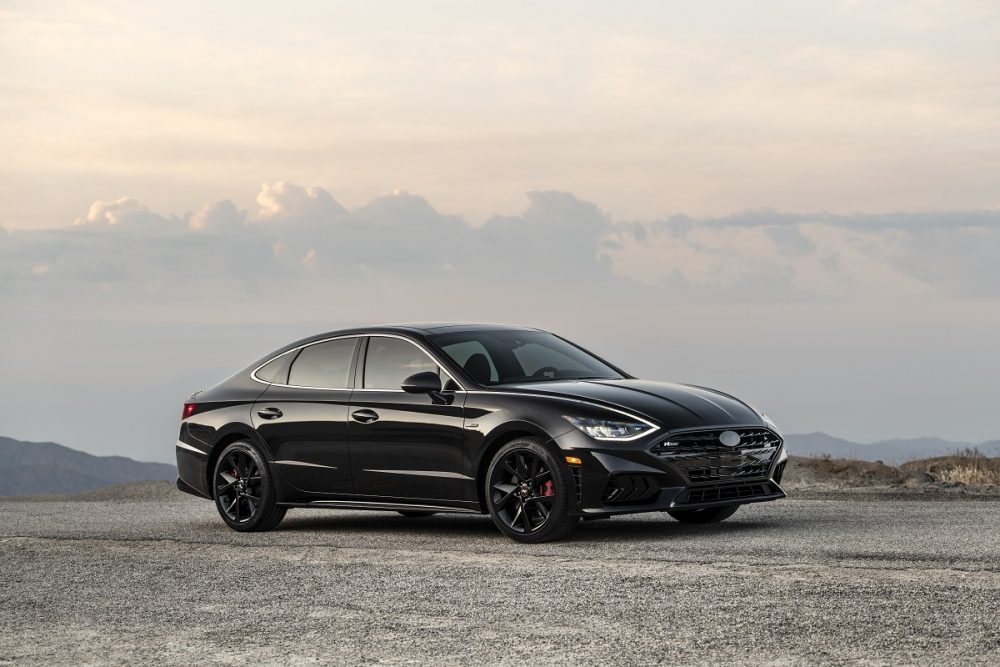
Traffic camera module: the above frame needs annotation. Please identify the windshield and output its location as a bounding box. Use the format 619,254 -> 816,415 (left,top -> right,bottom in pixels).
429,330 -> 624,386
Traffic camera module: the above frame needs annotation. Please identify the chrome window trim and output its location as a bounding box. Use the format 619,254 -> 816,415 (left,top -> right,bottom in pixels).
250,334 -> 361,389
249,332 -> 465,392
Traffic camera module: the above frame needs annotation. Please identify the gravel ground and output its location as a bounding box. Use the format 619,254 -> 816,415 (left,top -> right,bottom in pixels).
1,495 -> 999,665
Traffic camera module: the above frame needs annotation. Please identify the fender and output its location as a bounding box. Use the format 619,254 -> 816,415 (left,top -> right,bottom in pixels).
479,418 -> 556,451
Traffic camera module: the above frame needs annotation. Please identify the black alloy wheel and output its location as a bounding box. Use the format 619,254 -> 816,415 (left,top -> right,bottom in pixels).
667,504 -> 740,524
213,441 -> 286,532
486,438 -> 577,543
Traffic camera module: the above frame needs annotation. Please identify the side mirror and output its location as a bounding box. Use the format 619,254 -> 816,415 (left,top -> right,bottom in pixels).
401,371 -> 442,394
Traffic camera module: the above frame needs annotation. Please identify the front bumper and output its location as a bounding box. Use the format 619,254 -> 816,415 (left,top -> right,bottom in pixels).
553,425 -> 788,517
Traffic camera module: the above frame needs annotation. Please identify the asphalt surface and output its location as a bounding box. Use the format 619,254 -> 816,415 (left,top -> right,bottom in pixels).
1,496 -> 999,665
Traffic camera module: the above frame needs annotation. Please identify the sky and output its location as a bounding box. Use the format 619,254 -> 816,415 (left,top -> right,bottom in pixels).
2,1 -> 999,462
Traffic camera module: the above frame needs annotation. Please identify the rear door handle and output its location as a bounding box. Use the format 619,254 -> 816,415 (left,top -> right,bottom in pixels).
257,407 -> 283,420
351,409 -> 379,424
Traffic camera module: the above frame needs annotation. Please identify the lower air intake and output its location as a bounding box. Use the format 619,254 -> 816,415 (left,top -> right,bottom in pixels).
681,483 -> 776,504
602,474 -> 659,505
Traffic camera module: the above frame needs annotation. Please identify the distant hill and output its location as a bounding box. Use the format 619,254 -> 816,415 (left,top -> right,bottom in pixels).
785,432 -> 1000,463
0,436 -> 176,496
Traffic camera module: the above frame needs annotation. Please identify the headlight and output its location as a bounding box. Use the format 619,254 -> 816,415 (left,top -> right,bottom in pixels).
563,415 -> 657,441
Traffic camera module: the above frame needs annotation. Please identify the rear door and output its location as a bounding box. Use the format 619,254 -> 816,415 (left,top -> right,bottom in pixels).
348,335 -> 468,502
253,336 -> 360,494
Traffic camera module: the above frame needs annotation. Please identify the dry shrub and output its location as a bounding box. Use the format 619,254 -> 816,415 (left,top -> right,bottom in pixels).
902,448 -> 1000,486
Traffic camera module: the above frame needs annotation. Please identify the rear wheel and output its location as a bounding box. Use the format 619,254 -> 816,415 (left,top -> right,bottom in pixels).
213,441 -> 286,532
485,438 -> 577,543
667,504 -> 740,524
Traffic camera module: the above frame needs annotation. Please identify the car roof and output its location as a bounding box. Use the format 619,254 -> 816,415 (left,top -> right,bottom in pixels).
385,322 -> 542,334
278,323 -> 542,353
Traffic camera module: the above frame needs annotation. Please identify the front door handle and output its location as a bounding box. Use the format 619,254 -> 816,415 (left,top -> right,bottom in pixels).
351,408 -> 379,424
257,406 -> 283,420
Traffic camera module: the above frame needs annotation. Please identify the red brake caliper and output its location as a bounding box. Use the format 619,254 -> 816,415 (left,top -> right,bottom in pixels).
539,480 -> 554,496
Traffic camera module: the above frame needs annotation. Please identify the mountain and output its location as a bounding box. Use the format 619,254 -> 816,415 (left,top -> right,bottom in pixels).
784,432 -> 1000,463
0,436 -> 176,497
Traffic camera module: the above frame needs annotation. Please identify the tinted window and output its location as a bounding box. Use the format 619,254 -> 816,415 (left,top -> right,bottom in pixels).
429,330 -> 622,385
288,338 -> 357,389
364,337 -> 439,390
255,352 -> 293,384
438,340 -> 498,383
512,343 -> 582,377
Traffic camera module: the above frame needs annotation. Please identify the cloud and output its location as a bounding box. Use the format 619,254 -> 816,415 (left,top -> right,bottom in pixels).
4,183 -> 1000,320
74,197 -> 167,227
189,200 -> 246,231
355,191 -> 461,229
607,208 -> 1000,299
256,181 -> 347,222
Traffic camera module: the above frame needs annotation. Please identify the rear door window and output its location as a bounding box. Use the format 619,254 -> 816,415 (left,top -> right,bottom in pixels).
287,338 -> 358,389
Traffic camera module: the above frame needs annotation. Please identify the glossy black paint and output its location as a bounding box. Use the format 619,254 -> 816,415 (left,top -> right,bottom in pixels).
253,384 -> 353,493
176,323 -> 786,521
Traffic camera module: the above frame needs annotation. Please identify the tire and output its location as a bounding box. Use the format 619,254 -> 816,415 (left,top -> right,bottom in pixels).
213,440 -> 287,532
667,504 -> 740,524
485,438 -> 578,543
397,511 -> 437,518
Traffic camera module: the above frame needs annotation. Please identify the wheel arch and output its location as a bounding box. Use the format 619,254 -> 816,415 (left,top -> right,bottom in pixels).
473,421 -> 557,512
206,427 -> 264,498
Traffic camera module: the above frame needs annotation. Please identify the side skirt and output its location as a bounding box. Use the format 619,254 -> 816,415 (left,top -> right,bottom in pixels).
277,499 -> 482,514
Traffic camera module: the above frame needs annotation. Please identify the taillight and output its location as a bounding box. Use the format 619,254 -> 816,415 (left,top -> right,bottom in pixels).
182,403 -> 197,419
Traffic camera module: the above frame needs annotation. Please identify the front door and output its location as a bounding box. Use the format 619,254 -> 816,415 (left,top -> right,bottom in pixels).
348,336 -> 468,502
253,336 -> 360,494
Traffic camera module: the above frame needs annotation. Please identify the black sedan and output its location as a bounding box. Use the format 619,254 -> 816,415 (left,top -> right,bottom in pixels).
176,323 -> 787,542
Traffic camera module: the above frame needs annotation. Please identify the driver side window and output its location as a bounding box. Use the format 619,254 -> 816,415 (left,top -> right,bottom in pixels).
363,337 -> 440,390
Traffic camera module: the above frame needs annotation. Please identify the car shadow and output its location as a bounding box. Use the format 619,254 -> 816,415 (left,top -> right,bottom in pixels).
272,510 -> 784,542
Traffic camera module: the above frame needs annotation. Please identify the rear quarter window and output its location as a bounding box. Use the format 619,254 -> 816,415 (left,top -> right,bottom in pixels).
253,352 -> 293,384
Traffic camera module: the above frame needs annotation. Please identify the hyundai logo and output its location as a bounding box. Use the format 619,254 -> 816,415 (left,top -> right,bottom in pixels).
719,431 -> 741,447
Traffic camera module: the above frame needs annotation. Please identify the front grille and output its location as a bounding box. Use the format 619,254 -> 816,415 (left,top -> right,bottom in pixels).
682,482 -> 775,504
650,427 -> 782,484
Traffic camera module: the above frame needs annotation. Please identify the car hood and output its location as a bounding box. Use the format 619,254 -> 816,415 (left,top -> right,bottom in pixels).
502,379 -> 764,431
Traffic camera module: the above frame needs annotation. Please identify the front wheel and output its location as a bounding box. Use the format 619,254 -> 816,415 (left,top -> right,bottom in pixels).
485,438 -> 578,543
213,441 -> 286,532
667,504 -> 740,524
